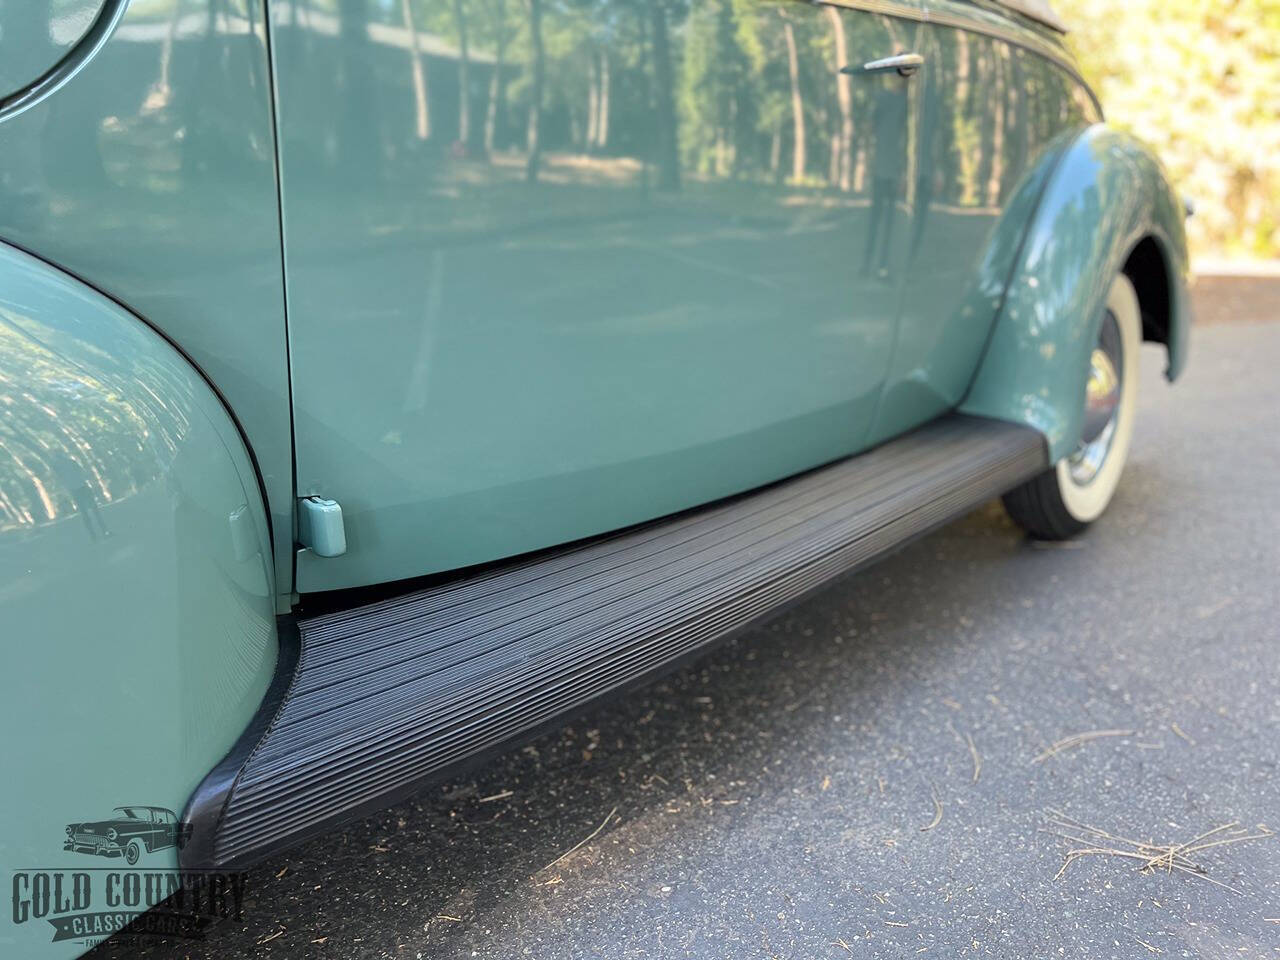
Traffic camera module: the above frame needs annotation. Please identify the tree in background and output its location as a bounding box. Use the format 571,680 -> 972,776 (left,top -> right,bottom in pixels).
648,0 -> 683,190
1056,0 -> 1280,259
825,4 -> 854,192
517,0 -> 544,180
452,0 -> 472,147
679,0 -> 752,178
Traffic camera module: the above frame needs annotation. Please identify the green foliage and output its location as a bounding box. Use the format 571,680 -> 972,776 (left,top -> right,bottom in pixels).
1055,0 -> 1280,258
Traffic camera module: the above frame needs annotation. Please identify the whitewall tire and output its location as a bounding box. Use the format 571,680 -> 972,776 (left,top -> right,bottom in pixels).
1003,272 -> 1141,539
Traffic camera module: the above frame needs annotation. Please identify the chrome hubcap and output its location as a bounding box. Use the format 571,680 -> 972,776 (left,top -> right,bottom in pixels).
1068,311 -> 1124,487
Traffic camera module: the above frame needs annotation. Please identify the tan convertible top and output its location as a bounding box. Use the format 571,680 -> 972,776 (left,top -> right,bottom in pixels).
998,0 -> 1069,33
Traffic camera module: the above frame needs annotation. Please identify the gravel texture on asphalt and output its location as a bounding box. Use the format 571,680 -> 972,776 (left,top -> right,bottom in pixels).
93,293 -> 1280,960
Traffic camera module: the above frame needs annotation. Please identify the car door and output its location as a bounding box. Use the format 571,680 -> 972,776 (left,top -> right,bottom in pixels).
867,0 -> 1101,443
274,0 -> 923,592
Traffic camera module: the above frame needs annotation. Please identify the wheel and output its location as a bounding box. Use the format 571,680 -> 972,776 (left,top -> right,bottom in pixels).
124,838 -> 146,866
1003,272 -> 1141,540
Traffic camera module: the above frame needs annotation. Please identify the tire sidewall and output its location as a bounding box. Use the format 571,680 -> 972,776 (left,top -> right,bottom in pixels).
125,838 -> 145,866
1054,273 -> 1141,523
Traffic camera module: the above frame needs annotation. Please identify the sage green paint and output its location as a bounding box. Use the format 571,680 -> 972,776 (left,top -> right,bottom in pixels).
279,0 -> 932,592
0,0 -> 1191,932
865,4 -> 1100,444
271,0 -> 1102,593
275,0 -> 1124,592
0,0 -> 295,612
960,123 -> 1191,461
0,0 -> 1189,611
0,0 -> 106,101
0,242 -> 277,960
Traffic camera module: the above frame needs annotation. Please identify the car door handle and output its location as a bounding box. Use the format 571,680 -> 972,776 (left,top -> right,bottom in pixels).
844,53 -> 924,77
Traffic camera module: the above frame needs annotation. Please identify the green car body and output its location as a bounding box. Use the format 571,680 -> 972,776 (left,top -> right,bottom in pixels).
0,0 -> 1187,953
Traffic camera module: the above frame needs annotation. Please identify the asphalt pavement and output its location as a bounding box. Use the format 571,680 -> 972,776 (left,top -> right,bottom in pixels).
94,279 -> 1280,960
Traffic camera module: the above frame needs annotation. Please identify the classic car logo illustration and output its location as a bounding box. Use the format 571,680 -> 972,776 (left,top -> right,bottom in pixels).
10,807 -> 243,947
63,806 -> 192,866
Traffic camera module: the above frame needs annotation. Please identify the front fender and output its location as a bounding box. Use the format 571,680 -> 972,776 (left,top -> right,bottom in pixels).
0,242 -> 278,956
960,125 -> 1190,462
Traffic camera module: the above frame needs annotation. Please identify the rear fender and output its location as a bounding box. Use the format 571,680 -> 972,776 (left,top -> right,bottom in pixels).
960,125 -> 1190,462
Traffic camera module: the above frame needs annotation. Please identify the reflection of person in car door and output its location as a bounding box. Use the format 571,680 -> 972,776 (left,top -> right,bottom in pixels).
48,449 -> 110,541
860,75 -> 908,280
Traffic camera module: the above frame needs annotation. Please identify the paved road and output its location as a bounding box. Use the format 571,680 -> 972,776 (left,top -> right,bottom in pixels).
96,284 -> 1280,960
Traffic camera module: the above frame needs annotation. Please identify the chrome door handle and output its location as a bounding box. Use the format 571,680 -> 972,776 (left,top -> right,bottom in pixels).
844,53 -> 924,77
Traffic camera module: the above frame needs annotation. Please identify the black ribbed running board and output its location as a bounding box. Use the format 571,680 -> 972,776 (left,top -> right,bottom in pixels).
183,414 -> 1046,868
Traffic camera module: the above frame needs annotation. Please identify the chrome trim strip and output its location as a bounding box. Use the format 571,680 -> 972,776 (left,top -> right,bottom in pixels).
0,0 -> 130,124
814,0 -> 1101,118
997,0 -> 1068,34
925,3 -> 1067,65
815,0 -> 923,20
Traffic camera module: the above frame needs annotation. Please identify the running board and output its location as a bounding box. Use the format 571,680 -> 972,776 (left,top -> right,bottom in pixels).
183,414 -> 1046,869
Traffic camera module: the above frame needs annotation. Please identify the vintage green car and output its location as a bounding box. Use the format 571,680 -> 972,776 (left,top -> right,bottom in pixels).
0,0 -> 1187,952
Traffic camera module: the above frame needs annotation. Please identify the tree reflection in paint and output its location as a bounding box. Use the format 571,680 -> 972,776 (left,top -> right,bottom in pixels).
0,312 -> 191,534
